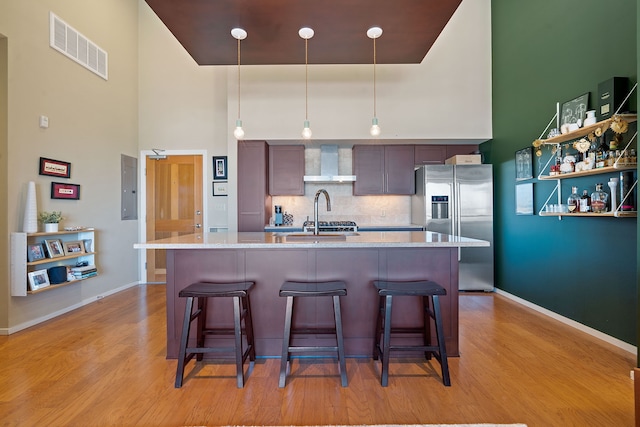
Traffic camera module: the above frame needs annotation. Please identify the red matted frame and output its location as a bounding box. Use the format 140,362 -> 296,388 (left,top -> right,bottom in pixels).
51,182 -> 80,200
39,157 -> 71,178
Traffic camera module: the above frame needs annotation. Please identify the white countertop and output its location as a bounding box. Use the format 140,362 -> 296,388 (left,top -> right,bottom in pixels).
134,231 -> 489,249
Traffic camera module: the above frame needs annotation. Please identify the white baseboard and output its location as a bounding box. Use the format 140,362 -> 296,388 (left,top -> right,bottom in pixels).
0,281 -> 141,335
494,288 -> 637,355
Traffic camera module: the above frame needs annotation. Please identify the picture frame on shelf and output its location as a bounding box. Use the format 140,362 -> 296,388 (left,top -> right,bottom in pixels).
51,182 -> 80,200
39,157 -> 71,178
515,146 -> 533,181
27,243 -> 46,262
212,181 -> 228,196
43,239 -> 64,258
560,93 -> 589,127
213,156 -> 228,180
28,269 -> 51,291
516,182 -> 534,215
62,240 -> 85,255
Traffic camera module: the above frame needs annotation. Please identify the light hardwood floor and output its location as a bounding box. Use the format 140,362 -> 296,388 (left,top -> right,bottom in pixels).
0,284 -> 635,427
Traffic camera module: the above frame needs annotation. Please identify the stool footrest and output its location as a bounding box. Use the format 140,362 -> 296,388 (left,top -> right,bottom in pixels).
289,328 -> 337,335
288,346 -> 339,353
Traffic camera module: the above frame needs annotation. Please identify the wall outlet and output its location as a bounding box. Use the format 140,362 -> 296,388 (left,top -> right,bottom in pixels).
381,210 -> 386,217
39,115 -> 49,128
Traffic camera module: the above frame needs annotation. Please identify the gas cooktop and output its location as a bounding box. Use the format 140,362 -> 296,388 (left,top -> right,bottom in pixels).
302,220 -> 358,233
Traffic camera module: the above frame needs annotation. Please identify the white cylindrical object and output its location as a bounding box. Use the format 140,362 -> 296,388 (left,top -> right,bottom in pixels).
608,178 -> 618,211
23,181 -> 38,233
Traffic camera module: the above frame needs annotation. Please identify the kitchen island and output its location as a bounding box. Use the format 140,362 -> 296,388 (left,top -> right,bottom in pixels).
134,231 -> 489,359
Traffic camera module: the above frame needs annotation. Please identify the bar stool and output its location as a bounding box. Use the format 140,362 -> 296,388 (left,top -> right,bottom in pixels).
175,281 -> 256,388
279,280 -> 348,388
373,280 -> 450,387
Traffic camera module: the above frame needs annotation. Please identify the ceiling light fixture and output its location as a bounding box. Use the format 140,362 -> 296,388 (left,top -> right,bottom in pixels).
367,26 -> 382,137
299,27 -> 314,140
231,28 -> 247,140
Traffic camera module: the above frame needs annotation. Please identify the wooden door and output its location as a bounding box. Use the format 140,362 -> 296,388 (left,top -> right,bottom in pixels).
146,155 -> 203,283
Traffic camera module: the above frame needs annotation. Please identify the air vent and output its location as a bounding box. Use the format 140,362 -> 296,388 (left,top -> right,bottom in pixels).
49,12 -> 108,80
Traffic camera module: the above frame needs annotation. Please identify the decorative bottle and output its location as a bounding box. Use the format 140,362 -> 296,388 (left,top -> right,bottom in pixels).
567,186 -> 580,213
620,171 -> 636,211
590,183 -> 608,213
579,190 -> 591,212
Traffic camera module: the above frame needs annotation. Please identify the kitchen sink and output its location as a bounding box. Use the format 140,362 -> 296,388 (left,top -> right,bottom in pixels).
273,232 -> 359,241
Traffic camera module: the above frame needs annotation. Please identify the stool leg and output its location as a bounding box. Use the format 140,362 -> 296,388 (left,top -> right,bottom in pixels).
432,295 -> 451,386
333,295 -> 348,387
279,295 -> 294,388
373,295 -> 384,360
232,295 -> 245,388
381,295 -> 393,387
195,297 -> 207,361
175,296 -> 195,388
423,295 -> 433,361
243,295 -> 256,362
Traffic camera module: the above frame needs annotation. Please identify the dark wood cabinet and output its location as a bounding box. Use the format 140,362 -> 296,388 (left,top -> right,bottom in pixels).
414,145 -> 446,165
237,141 -> 271,231
353,145 -> 415,195
414,144 -> 478,165
269,145 -> 305,195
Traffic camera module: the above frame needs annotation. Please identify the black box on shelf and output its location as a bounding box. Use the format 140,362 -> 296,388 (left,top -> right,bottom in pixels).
597,77 -> 629,121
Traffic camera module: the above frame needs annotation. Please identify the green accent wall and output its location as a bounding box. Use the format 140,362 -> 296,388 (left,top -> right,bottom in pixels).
490,0 -> 637,346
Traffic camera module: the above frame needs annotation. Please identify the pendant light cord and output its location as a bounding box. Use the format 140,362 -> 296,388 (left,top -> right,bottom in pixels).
305,38 -> 309,121
373,36 -> 377,118
237,37 -> 241,120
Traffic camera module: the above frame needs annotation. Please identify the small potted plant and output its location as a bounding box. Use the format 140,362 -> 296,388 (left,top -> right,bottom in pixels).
39,211 -> 63,233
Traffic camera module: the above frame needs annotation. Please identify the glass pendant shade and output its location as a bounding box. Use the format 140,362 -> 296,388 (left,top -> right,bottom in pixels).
302,120 -> 312,139
370,117 -> 381,137
233,119 -> 245,140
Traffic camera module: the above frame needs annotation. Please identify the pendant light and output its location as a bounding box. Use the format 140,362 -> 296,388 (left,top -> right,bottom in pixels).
299,27 -> 314,140
231,28 -> 247,140
367,27 -> 382,137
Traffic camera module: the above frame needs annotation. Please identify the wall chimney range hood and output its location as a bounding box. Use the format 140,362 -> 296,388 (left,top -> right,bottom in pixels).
303,145 -> 356,183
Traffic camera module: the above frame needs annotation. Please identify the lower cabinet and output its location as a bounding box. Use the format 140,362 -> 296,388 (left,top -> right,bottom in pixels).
11,228 -> 97,296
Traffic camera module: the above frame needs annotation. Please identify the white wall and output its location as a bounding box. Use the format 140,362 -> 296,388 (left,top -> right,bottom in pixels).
0,0 -> 140,331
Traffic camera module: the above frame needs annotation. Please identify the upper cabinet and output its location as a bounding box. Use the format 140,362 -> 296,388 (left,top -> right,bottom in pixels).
238,141 -> 271,231
353,145 -> 415,195
269,145 -> 305,196
414,144 -> 478,165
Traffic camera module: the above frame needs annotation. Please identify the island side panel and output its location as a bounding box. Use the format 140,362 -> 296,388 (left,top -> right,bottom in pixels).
166,248 -> 245,358
164,246 -> 459,358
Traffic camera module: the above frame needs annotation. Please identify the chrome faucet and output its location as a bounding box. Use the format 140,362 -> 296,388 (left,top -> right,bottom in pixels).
313,189 -> 331,235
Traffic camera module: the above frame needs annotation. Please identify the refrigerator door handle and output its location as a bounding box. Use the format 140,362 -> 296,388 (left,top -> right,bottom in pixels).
455,181 -> 461,262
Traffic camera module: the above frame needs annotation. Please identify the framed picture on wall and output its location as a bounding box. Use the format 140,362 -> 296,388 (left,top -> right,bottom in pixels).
515,147 -> 533,181
516,182 -> 534,215
560,92 -> 589,127
213,156 -> 227,180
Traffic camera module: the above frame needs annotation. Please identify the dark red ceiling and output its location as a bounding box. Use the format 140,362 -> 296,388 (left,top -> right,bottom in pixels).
144,0 -> 462,65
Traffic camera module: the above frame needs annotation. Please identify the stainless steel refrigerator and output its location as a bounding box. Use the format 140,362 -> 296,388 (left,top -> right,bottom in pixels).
411,165 -> 494,291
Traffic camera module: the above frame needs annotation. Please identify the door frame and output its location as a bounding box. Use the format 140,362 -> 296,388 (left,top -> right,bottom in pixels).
138,149 -> 209,282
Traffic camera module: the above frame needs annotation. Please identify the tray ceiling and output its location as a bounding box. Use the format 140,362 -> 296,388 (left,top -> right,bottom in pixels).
145,0 -> 463,65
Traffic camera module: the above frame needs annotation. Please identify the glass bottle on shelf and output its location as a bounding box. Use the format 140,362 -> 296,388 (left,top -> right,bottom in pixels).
595,137 -> 608,168
579,190 -> 591,212
567,186 -> 580,213
590,183 -> 608,213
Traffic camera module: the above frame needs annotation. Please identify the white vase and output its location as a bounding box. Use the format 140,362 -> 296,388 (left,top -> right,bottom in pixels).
23,181 -> 38,233
45,223 -> 59,233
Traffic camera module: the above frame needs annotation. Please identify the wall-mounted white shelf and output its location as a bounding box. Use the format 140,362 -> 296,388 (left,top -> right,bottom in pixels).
10,228 -> 97,296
